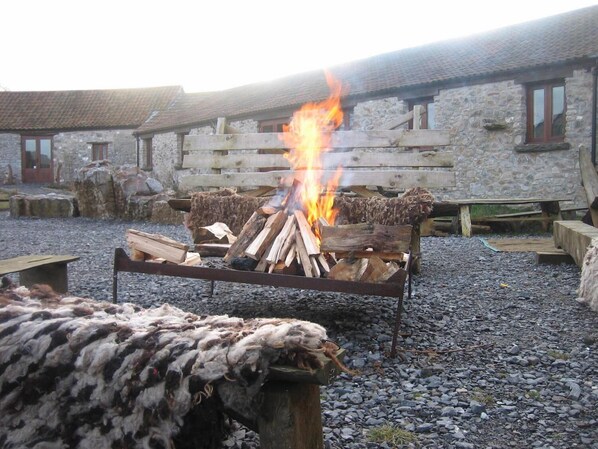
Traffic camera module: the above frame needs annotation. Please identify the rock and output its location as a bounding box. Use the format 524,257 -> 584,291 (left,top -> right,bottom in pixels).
74,161 -> 169,220
9,193 -> 78,218
416,423 -> 434,433
507,344 -> 521,355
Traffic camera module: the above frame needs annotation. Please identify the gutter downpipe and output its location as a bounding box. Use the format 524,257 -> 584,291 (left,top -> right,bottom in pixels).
592,62 -> 598,165
135,135 -> 140,167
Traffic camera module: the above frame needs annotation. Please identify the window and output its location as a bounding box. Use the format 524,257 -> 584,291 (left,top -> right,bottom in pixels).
339,108 -> 354,130
259,118 -> 289,133
408,98 -> 435,129
91,143 -> 108,161
143,138 -> 153,169
176,132 -> 189,168
526,81 -> 565,143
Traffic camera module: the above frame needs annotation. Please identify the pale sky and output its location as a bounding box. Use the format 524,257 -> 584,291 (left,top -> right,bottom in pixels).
2,0 -> 598,93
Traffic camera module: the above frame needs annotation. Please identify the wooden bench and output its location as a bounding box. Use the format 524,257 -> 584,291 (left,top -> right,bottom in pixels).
553,220 -> 598,267
0,255 -> 79,293
443,198 -> 569,237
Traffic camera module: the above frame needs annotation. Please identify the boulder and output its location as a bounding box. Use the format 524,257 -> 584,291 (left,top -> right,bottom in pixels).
73,161 -> 166,220
150,200 -> 186,225
73,161 -> 116,218
9,193 -> 79,218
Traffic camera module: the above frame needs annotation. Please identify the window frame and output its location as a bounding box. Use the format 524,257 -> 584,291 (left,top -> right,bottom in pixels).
258,118 -> 289,133
91,142 -> 109,161
143,138 -> 153,169
408,98 -> 435,130
526,80 -> 566,144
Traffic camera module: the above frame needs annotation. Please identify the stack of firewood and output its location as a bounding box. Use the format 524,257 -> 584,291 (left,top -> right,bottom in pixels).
126,229 -> 201,266
223,206 -> 412,283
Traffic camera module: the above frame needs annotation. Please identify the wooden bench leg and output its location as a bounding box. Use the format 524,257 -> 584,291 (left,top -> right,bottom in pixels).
20,263 -> 69,293
459,205 -> 472,237
540,201 -> 562,232
257,382 -> 324,449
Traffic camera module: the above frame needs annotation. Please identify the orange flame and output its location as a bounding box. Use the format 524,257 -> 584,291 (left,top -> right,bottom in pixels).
282,72 -> 344,227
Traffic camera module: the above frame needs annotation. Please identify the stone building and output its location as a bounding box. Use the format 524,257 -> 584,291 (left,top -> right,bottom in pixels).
134,5 -> 598,207
0,86 -> 182,183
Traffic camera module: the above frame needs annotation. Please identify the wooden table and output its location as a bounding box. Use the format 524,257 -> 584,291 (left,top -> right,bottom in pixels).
0,254 -> 79,292
444,198 -> 568,237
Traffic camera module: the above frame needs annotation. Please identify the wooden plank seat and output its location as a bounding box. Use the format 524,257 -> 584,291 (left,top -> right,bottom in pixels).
0,254 -> 79,293
442,198 -> 570,237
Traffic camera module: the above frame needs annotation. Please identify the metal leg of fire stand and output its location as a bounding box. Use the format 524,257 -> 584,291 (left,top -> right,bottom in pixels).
113,264 -> 118,304
209,280 -> 215,297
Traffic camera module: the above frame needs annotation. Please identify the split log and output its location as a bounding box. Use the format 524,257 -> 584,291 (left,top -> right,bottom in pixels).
195,243 -> 231,257
334,250 -> 406,261
265,215 -> 296,264
328,258 -> 368,282
180,252 -> 202,266
224,212 -> 267,263
320,224 -> 412,253
294,210 -> 320,256
284,244 -> 297,267
244,211 -> 288,260
359,256 -> 390,283
126,229 -> 189,264
294,230 -> 314,277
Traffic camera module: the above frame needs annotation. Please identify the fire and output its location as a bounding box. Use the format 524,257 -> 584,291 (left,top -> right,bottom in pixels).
282,72 -> 344,227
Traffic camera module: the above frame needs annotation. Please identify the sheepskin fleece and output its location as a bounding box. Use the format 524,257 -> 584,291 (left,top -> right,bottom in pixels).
0,286 -> 328,449
578,244 -> 598,312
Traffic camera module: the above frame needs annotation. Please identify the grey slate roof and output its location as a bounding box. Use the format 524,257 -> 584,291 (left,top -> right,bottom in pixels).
136,5 -> 598,135
0,86 -> 182,132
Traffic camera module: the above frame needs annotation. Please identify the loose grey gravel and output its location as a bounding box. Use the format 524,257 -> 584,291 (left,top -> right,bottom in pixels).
1,212 -> 597,449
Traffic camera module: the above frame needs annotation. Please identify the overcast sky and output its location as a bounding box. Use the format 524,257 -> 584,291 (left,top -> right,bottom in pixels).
2,0 -> 597,93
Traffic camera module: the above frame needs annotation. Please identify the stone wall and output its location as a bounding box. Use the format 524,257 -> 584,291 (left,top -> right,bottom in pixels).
147,73 -> 593,207
0,134 -> 21,184
54,129 -> 137,183
436,73 -> 588,206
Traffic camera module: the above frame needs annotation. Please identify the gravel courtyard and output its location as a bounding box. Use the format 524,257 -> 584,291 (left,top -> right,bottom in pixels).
1,212 -> 596,449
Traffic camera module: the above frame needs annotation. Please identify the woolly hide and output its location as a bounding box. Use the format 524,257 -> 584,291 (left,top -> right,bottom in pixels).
187,188 -> 434,242
333,187 -> 435,226
0,286 -> 329,449
577,244 -> 598,312
187,189 -> 269,238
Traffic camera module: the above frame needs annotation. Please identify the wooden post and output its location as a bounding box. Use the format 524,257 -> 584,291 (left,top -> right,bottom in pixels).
412,105 -> 423,130
539,200 -> 562,232
257,382 -> 324,449
213,117 -> 229,175
579,146 -> 598,226
459,204 -> 472,237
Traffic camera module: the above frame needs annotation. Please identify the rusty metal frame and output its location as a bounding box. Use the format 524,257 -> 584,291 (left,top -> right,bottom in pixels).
113,248 -> 410,356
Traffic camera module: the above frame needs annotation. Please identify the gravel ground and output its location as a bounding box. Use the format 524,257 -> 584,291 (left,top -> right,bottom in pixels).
1,211 -> 597,449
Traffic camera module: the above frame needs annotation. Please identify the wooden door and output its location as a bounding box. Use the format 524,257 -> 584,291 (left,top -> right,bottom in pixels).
22,136 -> 53,183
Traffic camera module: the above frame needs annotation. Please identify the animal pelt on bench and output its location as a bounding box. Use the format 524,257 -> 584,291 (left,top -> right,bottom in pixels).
577,244 -> 598,312
0,285 -> 331,449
